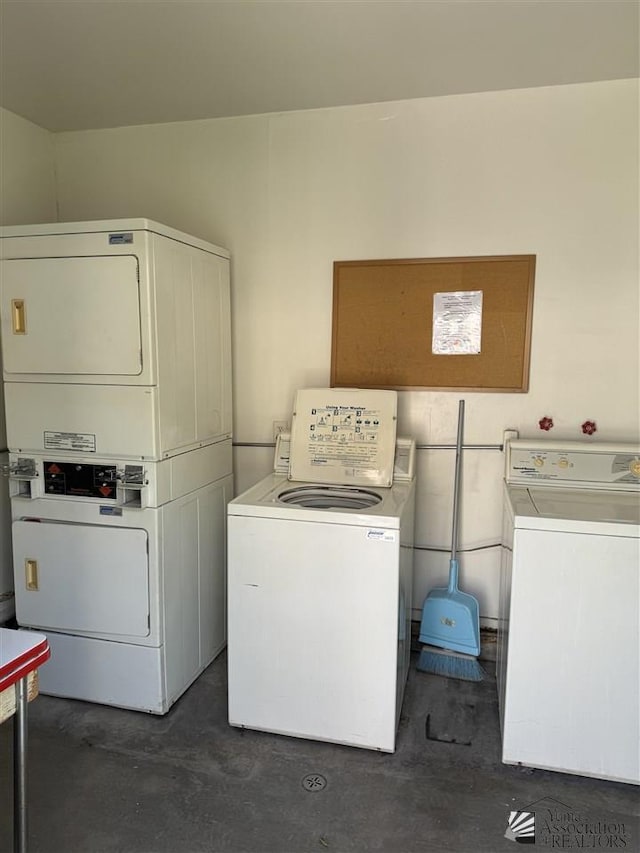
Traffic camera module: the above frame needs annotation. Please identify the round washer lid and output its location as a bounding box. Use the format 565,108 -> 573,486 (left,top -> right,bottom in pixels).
288,388 -> 398,487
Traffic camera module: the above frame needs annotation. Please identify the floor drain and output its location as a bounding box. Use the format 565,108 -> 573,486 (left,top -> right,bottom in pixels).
302,773 -> 327,792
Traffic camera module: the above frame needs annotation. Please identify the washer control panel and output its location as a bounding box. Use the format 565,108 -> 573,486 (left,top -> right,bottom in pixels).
506,441 -> 640,490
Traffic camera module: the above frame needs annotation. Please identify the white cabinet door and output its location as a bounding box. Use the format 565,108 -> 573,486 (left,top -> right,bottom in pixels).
1,256 -> 142,377
13,520 -> 149,638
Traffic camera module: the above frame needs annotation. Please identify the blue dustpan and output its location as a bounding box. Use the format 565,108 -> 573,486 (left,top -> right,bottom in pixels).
418,557 -> 480,656
418,400 -> 481,662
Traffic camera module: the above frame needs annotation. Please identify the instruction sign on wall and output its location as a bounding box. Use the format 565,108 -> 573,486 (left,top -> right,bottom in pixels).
432,291 -> 483,355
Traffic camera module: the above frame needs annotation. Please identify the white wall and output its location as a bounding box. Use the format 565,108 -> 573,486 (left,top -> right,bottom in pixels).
0,107 -> 57,615
0,108 -> 57,228
52,79 -> 639,623
0,107 -> 57,446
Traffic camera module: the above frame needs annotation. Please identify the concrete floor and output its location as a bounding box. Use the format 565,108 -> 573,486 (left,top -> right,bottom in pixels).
1,649 -> 638,853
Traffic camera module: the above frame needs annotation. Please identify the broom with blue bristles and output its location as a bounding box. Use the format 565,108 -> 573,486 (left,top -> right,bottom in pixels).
417,400 -> 485,682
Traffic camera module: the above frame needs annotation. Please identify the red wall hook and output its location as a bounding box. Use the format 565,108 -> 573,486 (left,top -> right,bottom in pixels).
581,420 -> 597,435
538,416 -> 554,431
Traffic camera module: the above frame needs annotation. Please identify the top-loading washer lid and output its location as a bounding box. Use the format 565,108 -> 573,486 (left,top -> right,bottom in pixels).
288,388 -> 398,486
529,488 -> 640,524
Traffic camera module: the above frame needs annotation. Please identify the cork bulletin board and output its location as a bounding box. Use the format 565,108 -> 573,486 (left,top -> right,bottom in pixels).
330,255 -> 536,392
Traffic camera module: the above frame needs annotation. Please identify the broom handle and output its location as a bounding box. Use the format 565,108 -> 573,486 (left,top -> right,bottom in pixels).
448,399 -> 465,593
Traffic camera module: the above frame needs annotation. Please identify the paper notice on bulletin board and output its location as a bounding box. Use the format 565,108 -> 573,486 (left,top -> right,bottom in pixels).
432,291 -> 483,355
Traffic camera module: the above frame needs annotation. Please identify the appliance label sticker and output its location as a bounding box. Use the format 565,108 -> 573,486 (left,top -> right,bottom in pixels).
44,431 -> 97,452
108,232 -> 134,244
366,529 -> 396,542
100,506 -> 123,516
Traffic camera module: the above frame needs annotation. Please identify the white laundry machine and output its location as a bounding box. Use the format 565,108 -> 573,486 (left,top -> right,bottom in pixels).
227,388 -> 416,752
0,219 -> 232,460
0,219 -> 234,712
498,439 -> 640,784
7,442 -> 233,713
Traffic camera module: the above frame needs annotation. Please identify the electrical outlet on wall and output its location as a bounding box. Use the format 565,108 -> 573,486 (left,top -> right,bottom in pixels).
273,421 -> 289,441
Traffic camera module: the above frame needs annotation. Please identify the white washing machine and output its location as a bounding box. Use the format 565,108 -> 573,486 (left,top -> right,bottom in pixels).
227,388 -> 416,753
498,439 -> 640,784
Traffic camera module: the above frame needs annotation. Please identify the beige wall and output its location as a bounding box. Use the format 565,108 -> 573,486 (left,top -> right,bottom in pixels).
0,107 -> 56,607
0,107 -> 57,227
0,107 -> 57,444
23,79 -> 640,620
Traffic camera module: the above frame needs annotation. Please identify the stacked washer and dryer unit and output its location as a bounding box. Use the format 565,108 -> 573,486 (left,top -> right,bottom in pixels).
0,219 -> 233,714
228,388 -> 416,753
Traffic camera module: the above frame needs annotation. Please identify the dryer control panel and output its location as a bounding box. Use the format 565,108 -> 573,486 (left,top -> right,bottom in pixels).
43,461 -> 118,499
506,440 -> 640,491
6,455 -> 149,507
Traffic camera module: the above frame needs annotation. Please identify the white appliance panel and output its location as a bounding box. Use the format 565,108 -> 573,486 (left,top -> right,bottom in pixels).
196,480 -> 229,665
1,256 -> 142,376
0,219 -> 230,257
32,630 -> 167,714
12,520 -> 149,638
192,251 -> 233,441
228,514 -> 403,752
496,491 -> 514,736
163,476 -> 232,703
165,439 -> 232,504
502,527 -> 639,784
5,382 -> 158,458
156,240 -> 233,454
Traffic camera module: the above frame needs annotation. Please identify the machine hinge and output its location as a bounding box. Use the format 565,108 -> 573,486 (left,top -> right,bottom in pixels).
3,458 -> 38,479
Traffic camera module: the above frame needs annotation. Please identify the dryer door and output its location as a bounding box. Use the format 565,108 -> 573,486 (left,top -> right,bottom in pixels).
1,256 -> 142,378
12,520 -> 149,638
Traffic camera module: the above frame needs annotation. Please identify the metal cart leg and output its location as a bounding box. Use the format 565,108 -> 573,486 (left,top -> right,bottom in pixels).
13,677 -> 28,853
